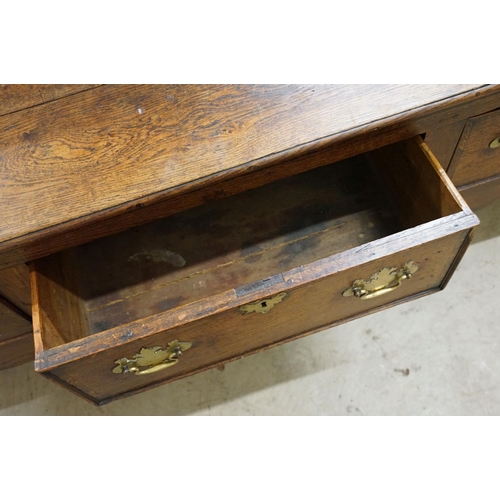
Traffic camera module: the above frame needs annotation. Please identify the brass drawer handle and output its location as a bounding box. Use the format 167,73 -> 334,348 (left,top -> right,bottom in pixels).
112,340 -> 192,375
343,261 -> 418,300
489,137 -> 500,149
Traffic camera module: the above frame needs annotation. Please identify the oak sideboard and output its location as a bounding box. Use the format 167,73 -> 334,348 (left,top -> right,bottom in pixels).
1,84 -> 499,404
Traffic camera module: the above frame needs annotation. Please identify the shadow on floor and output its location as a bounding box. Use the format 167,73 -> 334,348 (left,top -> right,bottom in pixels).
0,328 -> 337,415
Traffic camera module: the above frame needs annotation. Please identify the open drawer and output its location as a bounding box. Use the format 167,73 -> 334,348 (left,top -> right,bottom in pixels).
30,136 -> 479,405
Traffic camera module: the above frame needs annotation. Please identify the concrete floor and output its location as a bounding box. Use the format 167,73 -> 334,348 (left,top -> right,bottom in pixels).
1,199 -> 500,415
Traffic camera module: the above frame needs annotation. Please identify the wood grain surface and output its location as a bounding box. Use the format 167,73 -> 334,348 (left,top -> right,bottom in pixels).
2,84 -> 498,269
0,85 -> 100,117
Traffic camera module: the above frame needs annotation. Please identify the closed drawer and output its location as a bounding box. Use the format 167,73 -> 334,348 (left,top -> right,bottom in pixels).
448,107 -> 500,187
0,296 -> 34,370
0,264 -> 34,370
31,136 -> 478,405
0,264 -> 32,316
0,296 -> 32,343
459,176 -> 500,211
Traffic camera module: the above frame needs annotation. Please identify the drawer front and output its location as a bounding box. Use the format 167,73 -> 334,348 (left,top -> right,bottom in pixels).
448,108 -> 500,187
45,227 -> 471,404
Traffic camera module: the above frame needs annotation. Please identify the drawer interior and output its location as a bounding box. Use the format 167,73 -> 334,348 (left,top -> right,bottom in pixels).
32,137 -> 464,351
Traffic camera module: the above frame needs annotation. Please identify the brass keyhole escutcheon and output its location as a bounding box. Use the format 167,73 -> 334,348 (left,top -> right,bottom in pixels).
489,137 -> 500,149
239,292 -> 287,314
343,261 -> 418,300
112,340 -> 192,375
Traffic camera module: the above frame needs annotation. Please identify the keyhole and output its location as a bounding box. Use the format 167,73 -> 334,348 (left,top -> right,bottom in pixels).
261,301 -> 267,308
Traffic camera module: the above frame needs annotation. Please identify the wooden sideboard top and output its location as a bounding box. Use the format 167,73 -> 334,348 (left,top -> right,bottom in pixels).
1,84 -> 499,269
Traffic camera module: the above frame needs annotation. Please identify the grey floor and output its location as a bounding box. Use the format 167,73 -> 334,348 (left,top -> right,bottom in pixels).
1,200 -> 500,416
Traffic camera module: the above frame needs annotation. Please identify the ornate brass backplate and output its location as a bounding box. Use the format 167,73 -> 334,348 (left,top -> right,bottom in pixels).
343,261 -> 418,300
112,340 -> 192,375
239,292 -> 287,314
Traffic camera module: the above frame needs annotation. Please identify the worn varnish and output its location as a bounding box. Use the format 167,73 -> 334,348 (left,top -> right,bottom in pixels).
2,84 -> 499,269
31,136 -> 478,404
